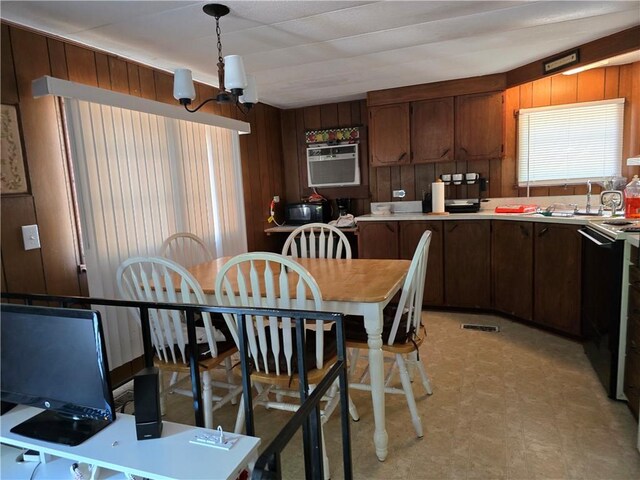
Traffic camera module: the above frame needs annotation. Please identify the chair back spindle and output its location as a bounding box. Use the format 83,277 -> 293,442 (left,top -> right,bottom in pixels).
160,232 -> 214,268
282,223 -> 352,259
387,231 -> 431,346
117,256 -> 221,364
215,252 -> 324,377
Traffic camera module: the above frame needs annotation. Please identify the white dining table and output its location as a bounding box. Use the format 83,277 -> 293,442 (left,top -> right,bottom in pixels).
186,256 -> 411,461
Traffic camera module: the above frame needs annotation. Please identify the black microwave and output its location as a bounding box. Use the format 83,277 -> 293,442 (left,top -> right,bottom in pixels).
285,202 -> 331,225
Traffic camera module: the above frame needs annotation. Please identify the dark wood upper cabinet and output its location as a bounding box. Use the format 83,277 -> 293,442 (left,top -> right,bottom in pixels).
410,97 -> 454,163
491,220 -> 533,320
533,223 -> 582,336
455,91 -> 504,161
369,104 -> 410,167
357,221 -> 399,259
399,221 -> 444,306
443,220 -> 491,308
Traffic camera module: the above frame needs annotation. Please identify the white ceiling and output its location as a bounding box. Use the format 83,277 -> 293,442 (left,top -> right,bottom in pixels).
2,1 -> 639,109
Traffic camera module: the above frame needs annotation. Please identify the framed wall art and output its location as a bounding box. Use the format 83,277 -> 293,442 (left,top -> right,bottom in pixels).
1,104 -> 28,194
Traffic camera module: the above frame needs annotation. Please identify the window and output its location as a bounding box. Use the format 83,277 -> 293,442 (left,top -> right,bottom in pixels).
518,98 -> 624,187
64,99 -> 247,368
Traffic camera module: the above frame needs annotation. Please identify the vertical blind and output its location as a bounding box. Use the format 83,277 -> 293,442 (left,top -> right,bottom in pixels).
65,99 -> 247,368
518,98 -> 624,186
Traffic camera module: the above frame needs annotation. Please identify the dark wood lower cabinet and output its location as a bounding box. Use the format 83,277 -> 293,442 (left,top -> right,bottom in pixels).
357,219 -> 584,337
625,252 -> 640,419
357,221 -> 399,259
533,223 -> 582,336
399,221 -> 444,306
492,221 -> 533,320
443,221 -> 490,308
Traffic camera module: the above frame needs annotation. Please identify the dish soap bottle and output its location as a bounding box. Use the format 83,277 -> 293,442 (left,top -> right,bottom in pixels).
624,175 -> 640,218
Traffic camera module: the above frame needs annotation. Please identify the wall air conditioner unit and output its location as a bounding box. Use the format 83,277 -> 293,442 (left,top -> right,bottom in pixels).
306,144 -> 360,188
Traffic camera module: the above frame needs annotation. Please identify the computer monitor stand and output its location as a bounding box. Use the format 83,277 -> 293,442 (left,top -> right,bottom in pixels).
10,410 -> 112,446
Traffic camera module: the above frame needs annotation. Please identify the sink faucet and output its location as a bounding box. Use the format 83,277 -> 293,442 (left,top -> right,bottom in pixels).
586,180 -> 591,214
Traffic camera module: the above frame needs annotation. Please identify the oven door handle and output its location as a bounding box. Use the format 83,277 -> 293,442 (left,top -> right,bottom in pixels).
578,228 -> 614,248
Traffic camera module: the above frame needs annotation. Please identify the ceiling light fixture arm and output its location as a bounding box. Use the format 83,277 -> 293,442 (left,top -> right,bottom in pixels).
179,97 -> 218,113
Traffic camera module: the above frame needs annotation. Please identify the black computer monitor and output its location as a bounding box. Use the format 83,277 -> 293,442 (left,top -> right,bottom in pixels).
1,304 -> 116,446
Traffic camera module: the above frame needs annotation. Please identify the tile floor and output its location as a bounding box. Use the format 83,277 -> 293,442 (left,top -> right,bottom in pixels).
150,311 -> 640,479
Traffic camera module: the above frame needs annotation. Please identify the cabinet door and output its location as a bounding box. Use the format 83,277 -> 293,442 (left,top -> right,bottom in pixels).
491,221 -> 533,320
444,221 -> 490,308
399,221 -> 444,306
533,224 -> 581,336
357,222 -> 399,259
369,104 -> 410,167
411,98 -> 454,163
455,91 -> 503,161
625,281 -> 640,419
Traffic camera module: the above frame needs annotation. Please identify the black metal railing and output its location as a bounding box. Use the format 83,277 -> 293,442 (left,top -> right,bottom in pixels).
1,292 -> 352,480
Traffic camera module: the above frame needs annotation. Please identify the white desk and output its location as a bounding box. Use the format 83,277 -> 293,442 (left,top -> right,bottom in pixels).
1,406 -> 260,480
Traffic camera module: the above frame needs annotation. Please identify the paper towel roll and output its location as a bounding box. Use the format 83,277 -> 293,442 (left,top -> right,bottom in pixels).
432,180 -> 445,213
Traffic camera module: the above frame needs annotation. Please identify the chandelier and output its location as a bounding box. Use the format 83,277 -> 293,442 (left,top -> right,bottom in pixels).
173,3 -> 258,114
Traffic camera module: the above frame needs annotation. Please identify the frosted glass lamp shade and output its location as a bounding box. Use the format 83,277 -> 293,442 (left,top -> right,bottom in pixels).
173,69 -> 196,101
224,55 -> 248,91
239,75 -> 258,104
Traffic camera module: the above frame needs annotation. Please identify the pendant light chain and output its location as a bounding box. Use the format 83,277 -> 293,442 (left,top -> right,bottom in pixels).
215,14 -> 226,91
215,16 -> 224,65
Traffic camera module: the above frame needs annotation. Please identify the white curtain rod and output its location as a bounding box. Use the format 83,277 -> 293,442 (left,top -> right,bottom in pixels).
32,75 -> 251,134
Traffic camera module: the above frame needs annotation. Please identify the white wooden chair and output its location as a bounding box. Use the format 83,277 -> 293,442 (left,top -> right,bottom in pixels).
214,252 -> 349,480
346,230 -> 433,438
159,232 -> 214,268
282,223 -> 352,259
116,256 -> 241,429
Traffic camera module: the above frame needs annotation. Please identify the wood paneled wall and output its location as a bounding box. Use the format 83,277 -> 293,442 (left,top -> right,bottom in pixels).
504,62 -> 640,198
280,100 -> 371,216
1,22 -> 284,299
282,63 -> 640,205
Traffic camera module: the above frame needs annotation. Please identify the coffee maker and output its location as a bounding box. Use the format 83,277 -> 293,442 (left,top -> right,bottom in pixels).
336,198 -> 351,217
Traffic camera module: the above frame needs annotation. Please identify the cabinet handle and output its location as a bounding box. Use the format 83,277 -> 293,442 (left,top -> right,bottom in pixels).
519,225 -> 530,238
397,152 -> 407,163
630,339 -> 638,351
385,223 -> 396,233
538,227 -> 549,237
448,224 -> 458,233
459,147 -> 468,157
439,148 -> 450,159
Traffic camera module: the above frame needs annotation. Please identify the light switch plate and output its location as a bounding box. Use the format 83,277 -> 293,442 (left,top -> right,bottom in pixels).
21,224 -> 41,250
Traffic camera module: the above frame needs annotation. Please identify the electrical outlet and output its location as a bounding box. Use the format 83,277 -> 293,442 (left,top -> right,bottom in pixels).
273,195 -> 280,203
21,224 -> 41,251
392,190 -> 406,198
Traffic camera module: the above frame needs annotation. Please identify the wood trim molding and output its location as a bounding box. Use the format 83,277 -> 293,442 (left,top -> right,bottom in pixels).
367,73 -> 507,106
506,26 -> 640,88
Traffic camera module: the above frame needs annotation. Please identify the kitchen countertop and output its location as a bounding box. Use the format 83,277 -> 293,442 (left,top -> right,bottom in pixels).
356,195 -> 640,246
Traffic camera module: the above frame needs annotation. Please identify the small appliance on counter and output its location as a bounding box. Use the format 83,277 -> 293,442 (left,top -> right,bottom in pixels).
336,198 -> 351,217
442,176 -> 487,213
444,199 -> 481,213
284,201 -> 331,225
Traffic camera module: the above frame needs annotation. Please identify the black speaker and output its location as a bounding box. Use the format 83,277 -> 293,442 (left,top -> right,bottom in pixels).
133,367 -> 163,440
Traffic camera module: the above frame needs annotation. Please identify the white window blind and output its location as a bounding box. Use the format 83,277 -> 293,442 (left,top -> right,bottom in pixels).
64,99 -> 247,368
518,98 -> 624,187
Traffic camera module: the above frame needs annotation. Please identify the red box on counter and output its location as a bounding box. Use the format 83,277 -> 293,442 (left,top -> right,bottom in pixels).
494,204 -> 538,214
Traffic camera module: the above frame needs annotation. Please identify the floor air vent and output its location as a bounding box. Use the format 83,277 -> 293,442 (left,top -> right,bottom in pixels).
461,323 -> 500,332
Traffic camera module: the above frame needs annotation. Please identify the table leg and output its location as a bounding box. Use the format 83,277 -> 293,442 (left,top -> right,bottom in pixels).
363,305 -> 388,461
